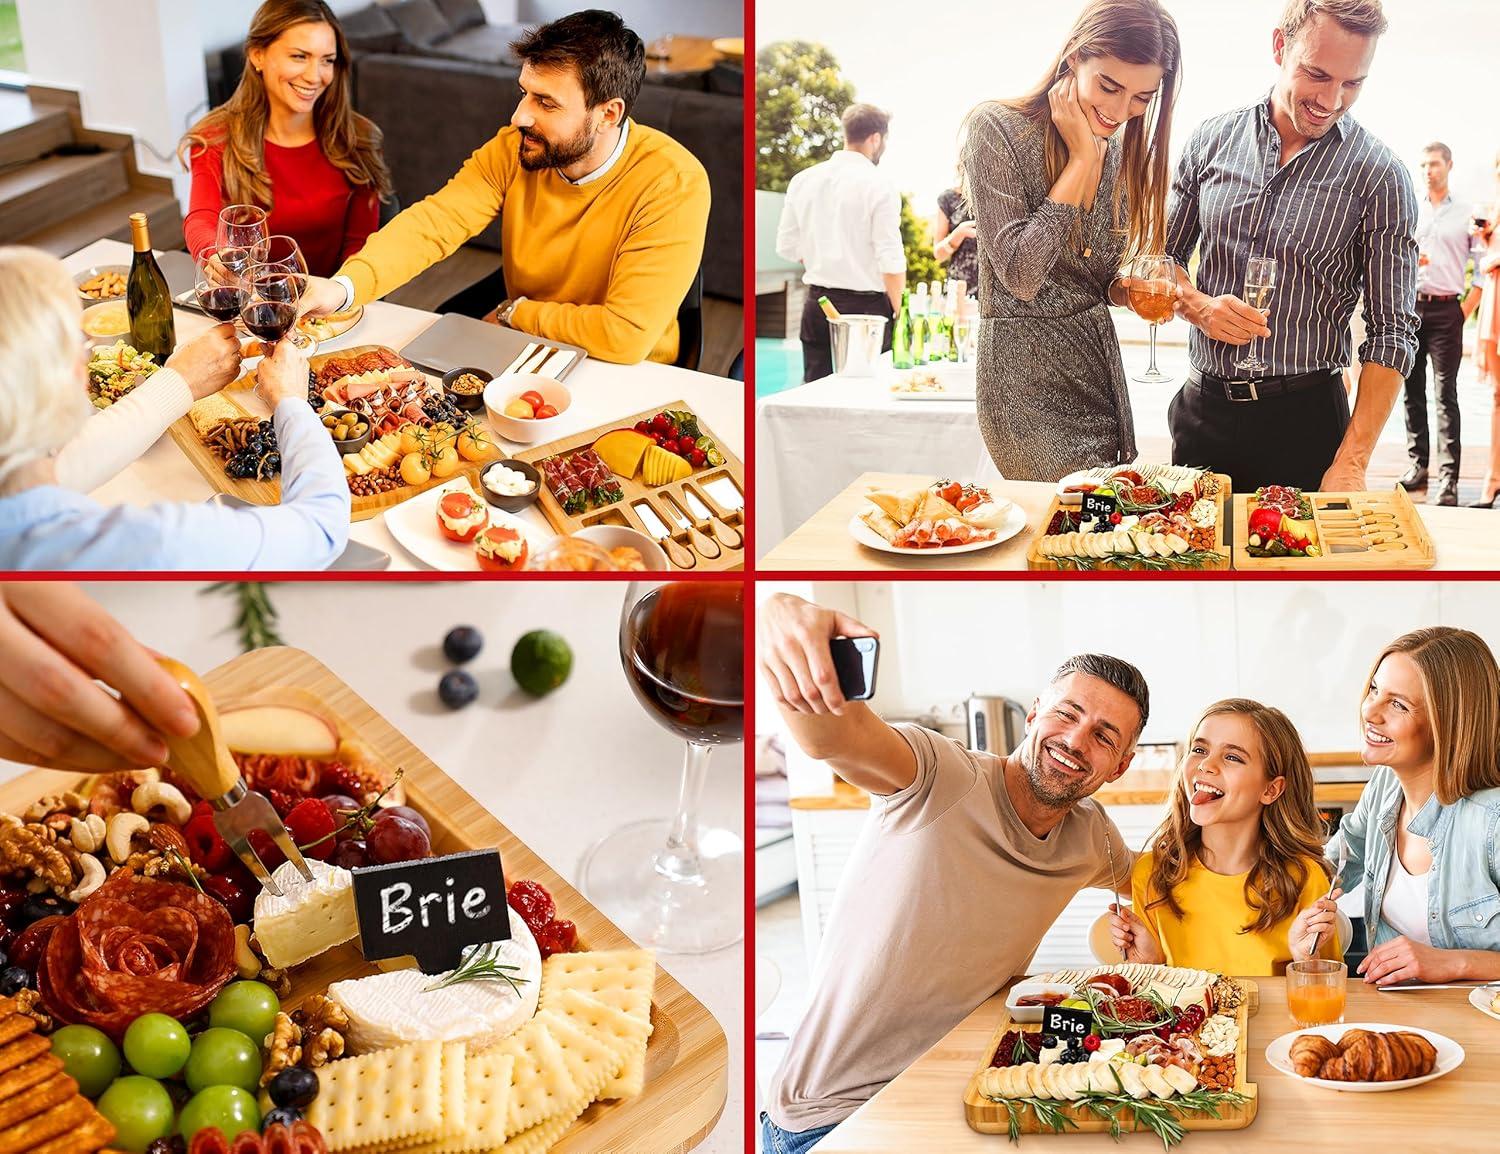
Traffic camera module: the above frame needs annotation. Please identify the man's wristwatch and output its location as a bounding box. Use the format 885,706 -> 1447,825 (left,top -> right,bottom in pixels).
494,296 -> 527,327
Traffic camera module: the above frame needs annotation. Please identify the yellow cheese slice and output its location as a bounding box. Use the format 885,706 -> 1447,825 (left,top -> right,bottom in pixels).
592,429 -> 652,479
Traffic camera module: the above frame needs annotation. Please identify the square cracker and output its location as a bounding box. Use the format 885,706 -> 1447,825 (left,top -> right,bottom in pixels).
540,951 -> 656,1098
0,1034 -> 52,1077
27,1109 -> 115,1154
399,1053 -> 515,1154
0,1052 -> 63,1100
546,989 -> 652,1100
495,1095 -> 589,1154
533,1009 -> 632,1106
493,1018 -> 577,1138
0,1010 -> 34,1046
0,1070 -> 82,1131
0,1095 -> 96,1154
305,1040 -> 450,1151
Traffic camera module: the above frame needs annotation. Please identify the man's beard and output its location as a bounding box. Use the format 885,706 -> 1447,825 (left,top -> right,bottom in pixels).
518,124 -> 597,172
1021,737 -> 1095,807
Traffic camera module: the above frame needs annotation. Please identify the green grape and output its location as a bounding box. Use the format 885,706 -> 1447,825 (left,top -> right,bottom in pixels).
207,981 -> 280,1047
177,1084 -> 261,1142
96,1075 -> 174,1153
183,1027 -> 262,1094
123,1013 -> 192,1079
50,1024 -> 121,1098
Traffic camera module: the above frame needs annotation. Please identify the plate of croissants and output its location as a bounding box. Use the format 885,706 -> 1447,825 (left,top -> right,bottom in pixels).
1267,1023 -> 1463,1091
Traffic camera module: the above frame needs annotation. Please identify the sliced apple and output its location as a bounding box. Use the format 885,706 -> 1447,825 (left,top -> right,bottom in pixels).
219,704 -> 339,757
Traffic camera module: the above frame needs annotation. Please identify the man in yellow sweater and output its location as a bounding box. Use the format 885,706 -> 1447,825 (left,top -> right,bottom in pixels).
301,10 -> 709,365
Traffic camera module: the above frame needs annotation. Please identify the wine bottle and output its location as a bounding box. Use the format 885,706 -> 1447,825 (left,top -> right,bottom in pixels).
911,283 -> 928,364
127,213 -> 175,362
892,289 -> 913,369
817,295 -> 841,320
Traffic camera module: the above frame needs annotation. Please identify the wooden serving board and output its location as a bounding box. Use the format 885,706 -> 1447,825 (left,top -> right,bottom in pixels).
167,345 -> 497,523
1026,474 -> 1233,571
515,400 -> 746,572
962,978 -> 1259,1137
0,647 -> 727,1154
1232,488 -> 1436,571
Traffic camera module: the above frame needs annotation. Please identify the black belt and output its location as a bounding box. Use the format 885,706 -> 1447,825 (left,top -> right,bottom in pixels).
1188,368 -> 1342,403
1417,293 -> 1460,303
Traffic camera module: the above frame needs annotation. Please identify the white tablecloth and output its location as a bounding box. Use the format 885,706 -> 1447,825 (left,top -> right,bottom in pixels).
754,365 -> 989,556
0,581 -> 742,1152
65,240 -> 744,571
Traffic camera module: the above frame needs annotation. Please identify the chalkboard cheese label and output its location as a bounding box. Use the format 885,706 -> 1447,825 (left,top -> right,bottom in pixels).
1082,491 -> 1118,521
1042,1004 -> 1095,1039
352,848 -> 510,974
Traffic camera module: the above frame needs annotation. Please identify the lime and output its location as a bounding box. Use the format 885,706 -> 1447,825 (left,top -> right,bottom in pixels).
511,630 -> 573,696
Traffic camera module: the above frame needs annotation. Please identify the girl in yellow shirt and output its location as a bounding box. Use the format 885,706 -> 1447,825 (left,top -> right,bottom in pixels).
1110,698 -> 1340,976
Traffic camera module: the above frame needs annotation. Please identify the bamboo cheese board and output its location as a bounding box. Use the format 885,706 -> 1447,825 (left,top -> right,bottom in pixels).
1026,472 -> 1233,571
963,973 -> 1259,1138
0,647 -> 728,1154
514,400 -> 746,572
1232,488 -> 1436,570
167,345 -> 498,523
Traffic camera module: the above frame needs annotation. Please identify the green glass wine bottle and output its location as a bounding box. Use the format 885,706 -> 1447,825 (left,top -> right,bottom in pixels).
127,212 -> 175,363
892,289 -> 913,369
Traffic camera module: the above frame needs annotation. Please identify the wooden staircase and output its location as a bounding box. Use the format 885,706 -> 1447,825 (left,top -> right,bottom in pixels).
0,86 -> 182,257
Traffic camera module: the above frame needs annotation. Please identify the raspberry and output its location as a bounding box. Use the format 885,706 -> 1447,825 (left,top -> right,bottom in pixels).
534,918 -> 577,958
319,763 -> 366,799
284,798 -> 337,860
184,812 -> 234,872
507,880 -> 555,934
266,789 -> 299,818
247,828 -> 286,871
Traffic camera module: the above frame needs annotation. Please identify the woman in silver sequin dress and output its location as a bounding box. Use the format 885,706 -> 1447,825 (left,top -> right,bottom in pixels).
962,0 -> 1181,481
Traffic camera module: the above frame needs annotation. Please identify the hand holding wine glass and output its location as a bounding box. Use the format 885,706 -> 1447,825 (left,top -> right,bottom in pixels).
1234,255 -> 1277,374
194,245 -> 250,322
164,324 -> 244,401
240,263 -> 302,352
254,336 -> 311,407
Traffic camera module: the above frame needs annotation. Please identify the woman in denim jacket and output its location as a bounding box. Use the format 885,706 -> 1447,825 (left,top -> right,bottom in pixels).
1311,627 -> 1500,986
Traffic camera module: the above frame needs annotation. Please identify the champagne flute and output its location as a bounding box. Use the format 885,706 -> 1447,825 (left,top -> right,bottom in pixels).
579,581 -> 744,953
193,245 -> 250,323
1128,254 -> 1178,384
1235,255 -> 1277,375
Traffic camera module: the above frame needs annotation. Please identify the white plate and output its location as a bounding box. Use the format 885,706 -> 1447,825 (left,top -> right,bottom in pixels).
1469,986 -> 1500,1022
847,500 -> 1026,557
384,477 -> 555,571
889,386 -> 976,402
1265,1022 -> 1464,1091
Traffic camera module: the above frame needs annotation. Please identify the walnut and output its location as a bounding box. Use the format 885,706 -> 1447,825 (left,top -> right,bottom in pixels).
13,989 -> 52,1032
261,1012 -> 302,1086
303,1028 -> 345,1067
259,965 -> 292,999
23,791 -> 87,823
121,843 -> 201,884
292,994 -> 349,1068
0,823 -> 76,888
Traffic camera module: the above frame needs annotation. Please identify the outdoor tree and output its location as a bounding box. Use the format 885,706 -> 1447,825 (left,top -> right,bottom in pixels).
756,40 -> 855,192
900,195 -> 940,289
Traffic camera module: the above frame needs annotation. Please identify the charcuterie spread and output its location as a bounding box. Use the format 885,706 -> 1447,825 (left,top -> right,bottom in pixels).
856,479 -> 1018,550
1233,485 -> 1435,570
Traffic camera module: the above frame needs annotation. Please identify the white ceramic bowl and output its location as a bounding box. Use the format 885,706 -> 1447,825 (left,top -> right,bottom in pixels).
74,264 -> 129,303
572,525 -> 669,571
81,300 -> 132,346
483,373 -> 572,445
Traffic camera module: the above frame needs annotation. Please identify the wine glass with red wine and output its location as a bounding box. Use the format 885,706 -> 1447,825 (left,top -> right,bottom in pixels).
252,245 -> 314,350
1128,254 -> 1178,384
240,263 -> 301,350
579,581 -> 744,953
194,245 -> 249,323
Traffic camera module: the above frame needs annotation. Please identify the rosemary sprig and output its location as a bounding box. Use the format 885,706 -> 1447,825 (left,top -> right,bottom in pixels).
424,942 -> 531,996
1010,1031 -> 1037,1066
204,582 -> 284,651
169,849 -> 206,894
1052,549 -> 1225,573
1083,987 -> 1175,1036
1002,1089 -> 1250,1150
1000,1096 -> 1079,1142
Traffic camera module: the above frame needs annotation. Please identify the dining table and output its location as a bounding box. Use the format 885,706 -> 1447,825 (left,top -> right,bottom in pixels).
65,239 -> 744,571
813,976 -> 1496,1152
758,471 -> 1500,572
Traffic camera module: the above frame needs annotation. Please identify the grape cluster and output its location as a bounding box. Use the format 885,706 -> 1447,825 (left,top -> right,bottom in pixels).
225,421 -> 281,481
422,393 -> 466,428
306,367 -> 321,409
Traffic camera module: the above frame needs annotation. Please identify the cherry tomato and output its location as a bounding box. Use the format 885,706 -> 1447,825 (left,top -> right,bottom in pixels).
688,449 -> 707,467
633,421 -> 649,434
534,404 -> 558,419
937,481 -> 962,504
520,390 -> 545,409
651,413 -> 672,433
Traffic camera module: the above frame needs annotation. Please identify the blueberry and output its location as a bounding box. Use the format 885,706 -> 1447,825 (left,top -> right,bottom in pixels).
0,966 -> 33,996
1040,1034 -> 1058,1050
443,626 -> 484,664
263,1105 -> 305,1129
17,893 -> 72,928
438,670 -> 479,709
267,1065 -> 320,1109
0,946 -> 8,970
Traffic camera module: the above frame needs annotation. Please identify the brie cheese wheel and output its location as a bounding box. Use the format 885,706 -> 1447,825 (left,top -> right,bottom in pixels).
327,907 -> 542,1054
252,859 -> 358,969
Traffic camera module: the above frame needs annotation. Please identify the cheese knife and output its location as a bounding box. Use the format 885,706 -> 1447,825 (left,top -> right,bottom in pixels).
632,502 -> 695,569
684,488 -> 742,549
660,495 -> 721,559
155,657 -> 314,896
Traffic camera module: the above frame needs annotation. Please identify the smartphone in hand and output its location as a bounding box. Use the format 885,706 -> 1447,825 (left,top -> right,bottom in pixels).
830,636 -> 879,701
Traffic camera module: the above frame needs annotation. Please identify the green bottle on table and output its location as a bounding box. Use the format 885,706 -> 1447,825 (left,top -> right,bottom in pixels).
892,289 -> 913,369
126,212 -> 175,362
911,283 -> 928,364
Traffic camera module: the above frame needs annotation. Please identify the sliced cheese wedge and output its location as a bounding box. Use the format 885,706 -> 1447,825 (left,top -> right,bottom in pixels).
252,859 -> 358,969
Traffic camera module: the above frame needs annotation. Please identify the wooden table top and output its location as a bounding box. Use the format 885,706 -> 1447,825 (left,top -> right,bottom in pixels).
759,471 -> 1500,572
814,978 -> 1496,1151
645,35 -> 734,75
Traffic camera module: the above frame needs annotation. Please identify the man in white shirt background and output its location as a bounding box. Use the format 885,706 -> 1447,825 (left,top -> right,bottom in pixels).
1400,141 -> 1486,505
776,104 -> 907,381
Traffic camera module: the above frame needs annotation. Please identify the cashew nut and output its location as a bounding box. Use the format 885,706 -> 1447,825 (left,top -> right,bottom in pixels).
131,782 -> 192,826
65,854 -> 106,902
234,924 -> 262,979
69,814 -> 107,854
105,812 -> 150,864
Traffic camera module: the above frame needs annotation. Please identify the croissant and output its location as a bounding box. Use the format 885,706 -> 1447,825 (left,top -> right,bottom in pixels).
1289,1034 -> 1339,1077
1299,1030 -> 1437,1082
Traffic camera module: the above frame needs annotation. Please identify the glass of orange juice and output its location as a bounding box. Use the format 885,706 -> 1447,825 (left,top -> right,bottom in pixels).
1287,959 -> 1347,1026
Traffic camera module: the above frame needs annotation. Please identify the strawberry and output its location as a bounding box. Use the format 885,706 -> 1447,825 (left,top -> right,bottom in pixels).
284,798 -> 337,861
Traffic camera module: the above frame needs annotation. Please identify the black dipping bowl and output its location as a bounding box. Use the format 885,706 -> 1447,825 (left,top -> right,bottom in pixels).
443,366 -> 493,412
478,459 -> 542,513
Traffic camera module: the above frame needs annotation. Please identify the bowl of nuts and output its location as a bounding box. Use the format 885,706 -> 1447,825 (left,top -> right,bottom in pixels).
321,408 -> 372,455
442,366 -> 492,412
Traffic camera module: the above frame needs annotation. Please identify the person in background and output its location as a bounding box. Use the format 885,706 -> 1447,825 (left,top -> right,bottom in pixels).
1397,142 -> 1485,506
1164,0 -> 1418,493
931,170 -> 979,295
1472,150 -> 1500,509
0,248 -> 349,570
299,10 -> 709,366
776,104 -> 906,382
180,0 -> 391,277
963,0 -> 1181,480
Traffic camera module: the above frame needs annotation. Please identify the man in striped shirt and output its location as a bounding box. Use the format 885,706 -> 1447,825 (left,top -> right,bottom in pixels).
1163,0 -> 1418,492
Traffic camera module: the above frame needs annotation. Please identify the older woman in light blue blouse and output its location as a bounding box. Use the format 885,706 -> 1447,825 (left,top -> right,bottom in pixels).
1300,627 -> 1500,985
0,246 -> 348,570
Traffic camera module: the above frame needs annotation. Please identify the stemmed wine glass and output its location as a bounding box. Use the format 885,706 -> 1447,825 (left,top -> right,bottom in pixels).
579,581 -> 744,953
1127,253 -> 1178,384
193,245 -> 250,324
252,238 -> 314,350
216,205 -> 268,265
240,262 -> 302,355
1235,255 -> 1277,376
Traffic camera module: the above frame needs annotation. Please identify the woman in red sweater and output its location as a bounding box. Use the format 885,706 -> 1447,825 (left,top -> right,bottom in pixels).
180,0 -> 391,277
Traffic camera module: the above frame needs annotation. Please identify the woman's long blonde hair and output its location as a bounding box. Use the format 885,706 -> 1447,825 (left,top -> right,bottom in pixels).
178,0 -> 392,212
1366,628 -> 1500,805
1144,699 -> 1331,935
991,0 -> 1180,263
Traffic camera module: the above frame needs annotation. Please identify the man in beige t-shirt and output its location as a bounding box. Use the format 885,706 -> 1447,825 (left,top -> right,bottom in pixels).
758,594 -> 1145,1152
